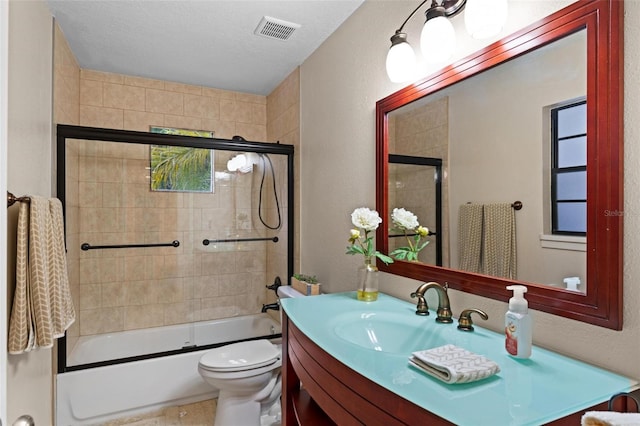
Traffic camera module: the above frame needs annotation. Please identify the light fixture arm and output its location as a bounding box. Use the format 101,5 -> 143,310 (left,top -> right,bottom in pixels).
394,0 -> 467,34
394,0 -> 432,34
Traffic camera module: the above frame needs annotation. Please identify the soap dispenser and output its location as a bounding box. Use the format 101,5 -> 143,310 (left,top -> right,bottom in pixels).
505,285 -> 532,359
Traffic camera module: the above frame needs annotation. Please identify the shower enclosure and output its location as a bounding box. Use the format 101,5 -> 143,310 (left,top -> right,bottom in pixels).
56,124 -> 293,372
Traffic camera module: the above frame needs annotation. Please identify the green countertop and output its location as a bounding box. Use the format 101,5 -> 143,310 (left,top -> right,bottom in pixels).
281,291 -> 637,426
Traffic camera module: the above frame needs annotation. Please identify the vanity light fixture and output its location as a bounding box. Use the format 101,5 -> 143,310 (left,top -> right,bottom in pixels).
385,0 -> 508,83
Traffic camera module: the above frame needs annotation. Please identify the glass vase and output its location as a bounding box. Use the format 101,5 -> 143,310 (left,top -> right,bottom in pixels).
357,260 -> 379,302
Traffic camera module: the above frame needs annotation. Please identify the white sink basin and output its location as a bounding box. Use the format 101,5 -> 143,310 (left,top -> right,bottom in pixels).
333,311 -> 448,354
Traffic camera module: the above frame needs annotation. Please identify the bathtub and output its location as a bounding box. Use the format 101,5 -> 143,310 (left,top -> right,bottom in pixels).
56,314 -> 281,426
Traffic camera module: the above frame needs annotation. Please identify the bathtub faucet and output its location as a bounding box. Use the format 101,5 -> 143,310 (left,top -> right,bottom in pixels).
265,276 -> 282,294
261,302 -> 280,313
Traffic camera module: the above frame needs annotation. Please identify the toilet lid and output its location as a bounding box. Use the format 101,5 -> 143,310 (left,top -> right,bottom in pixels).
199,340 -> 279,371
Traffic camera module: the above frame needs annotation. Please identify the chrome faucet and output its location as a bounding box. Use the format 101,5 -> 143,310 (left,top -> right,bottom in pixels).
410,282 -> 453,323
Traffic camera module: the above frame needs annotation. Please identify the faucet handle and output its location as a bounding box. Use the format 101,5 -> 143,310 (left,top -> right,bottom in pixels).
457,308 -> 488,332
410,292 -> 430,316
266,276 -> 282,292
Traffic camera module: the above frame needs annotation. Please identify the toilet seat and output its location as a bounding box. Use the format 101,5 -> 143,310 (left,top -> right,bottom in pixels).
199,340 -> 280,373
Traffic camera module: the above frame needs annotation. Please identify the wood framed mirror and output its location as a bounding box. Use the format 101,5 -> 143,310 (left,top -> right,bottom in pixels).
376,0 -> 623,329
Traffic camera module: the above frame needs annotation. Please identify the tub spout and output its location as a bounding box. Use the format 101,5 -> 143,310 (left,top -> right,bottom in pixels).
261,302 -> 280,313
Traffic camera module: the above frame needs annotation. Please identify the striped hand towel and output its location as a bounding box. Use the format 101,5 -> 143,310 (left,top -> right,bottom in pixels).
582,411 -> 640,426
409,344 -> 500,384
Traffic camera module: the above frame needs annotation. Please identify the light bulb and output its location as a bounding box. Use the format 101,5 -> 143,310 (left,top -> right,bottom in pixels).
420,16 -> 456,64
465,0 -> 509,39
386,34 -> 417,83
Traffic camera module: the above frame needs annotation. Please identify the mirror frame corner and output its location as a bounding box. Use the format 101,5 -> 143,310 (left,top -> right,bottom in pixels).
376,0 -> 623,330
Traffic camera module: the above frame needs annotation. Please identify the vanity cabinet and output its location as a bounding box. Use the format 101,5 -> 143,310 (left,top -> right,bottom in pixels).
281,311 -> 612,426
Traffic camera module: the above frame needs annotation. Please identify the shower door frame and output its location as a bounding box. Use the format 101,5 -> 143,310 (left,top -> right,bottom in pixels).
388,154 -> 443,266
55,124 -> 294,373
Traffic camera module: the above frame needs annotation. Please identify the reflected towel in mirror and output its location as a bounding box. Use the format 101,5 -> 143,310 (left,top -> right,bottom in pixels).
482,203 -> 517,279
458,203 -> 484,273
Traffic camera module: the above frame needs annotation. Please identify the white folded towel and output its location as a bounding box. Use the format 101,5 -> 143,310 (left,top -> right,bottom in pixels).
582,411 -> 640,426
409,344 -> 500,384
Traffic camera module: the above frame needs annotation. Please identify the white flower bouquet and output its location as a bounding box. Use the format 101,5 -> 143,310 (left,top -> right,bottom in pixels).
389,208 -> 430,262
346,207 -> 394,265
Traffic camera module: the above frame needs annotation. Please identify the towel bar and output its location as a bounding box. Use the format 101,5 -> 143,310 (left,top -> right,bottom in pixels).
7,191 -> 30,208
608,390 -> 640,412
203,236 -> 278,245
465,200 -> 523,210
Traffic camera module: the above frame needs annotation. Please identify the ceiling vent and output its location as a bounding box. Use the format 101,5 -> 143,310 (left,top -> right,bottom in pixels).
254,16 -> 300,41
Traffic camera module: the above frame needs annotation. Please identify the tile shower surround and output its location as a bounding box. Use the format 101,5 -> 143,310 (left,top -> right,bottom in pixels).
66,139 -> 288,337
54,22 -> 300,349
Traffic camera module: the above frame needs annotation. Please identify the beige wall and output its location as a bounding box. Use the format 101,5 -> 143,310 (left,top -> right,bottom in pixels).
299,0 -> 640,380
6,0 -> 54,423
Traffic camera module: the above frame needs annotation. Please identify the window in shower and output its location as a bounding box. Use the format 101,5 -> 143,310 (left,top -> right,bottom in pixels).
149,145 -> 214,192
56,125 -> 294,372
149,127 -> 215,193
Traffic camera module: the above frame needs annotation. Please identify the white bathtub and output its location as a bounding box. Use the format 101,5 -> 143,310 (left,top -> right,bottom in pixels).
56,314 -> 281,425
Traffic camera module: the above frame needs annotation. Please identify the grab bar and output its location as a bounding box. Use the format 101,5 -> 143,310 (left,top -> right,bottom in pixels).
203,236 -> 278,245
81,240 -> 180,251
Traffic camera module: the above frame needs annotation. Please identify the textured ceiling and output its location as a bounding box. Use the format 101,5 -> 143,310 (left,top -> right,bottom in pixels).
47,0 -> 365,96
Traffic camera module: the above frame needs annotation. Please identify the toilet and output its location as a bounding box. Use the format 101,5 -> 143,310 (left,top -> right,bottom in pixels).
198,284 -> 306,426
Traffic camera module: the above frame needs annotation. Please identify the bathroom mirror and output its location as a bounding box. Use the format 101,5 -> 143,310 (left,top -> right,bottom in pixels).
387,29 -> 587,285
376,0 -> 623,329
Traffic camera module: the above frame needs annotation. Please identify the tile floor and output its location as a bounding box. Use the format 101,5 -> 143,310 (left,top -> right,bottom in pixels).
99,399 -> 216,426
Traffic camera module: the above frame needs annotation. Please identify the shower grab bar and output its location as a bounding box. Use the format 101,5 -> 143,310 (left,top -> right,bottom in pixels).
81,240 -> 180,251
203,236 -> 278,245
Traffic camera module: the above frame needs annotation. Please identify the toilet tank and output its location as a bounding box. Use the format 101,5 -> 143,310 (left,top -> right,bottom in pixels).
277,285 -> 310,324
277,285 -> 306,299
